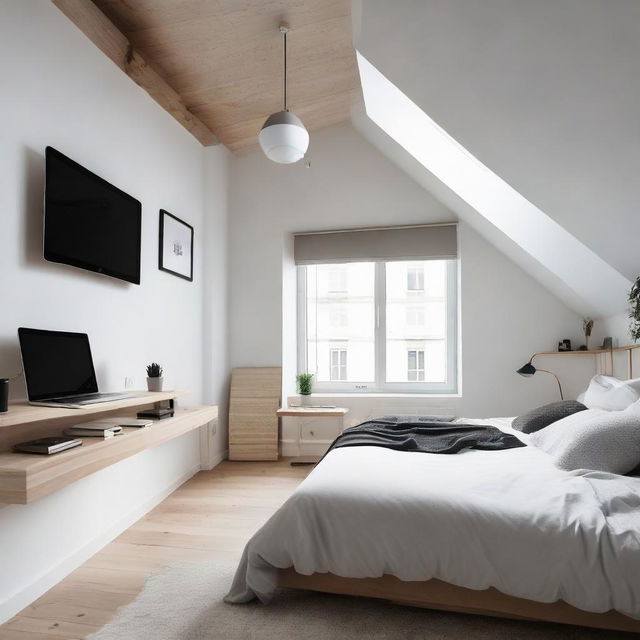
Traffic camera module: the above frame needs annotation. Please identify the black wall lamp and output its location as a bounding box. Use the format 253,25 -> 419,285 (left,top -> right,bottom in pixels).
516,357 -> 564,400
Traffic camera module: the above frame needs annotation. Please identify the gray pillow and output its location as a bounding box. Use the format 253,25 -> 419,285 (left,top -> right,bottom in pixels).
512,400 -> 587,434
530,409 -> 640,474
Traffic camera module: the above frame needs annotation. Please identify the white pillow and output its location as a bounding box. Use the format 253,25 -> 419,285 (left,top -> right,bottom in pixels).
581,375 -> 640,411
530,408 -> 640,474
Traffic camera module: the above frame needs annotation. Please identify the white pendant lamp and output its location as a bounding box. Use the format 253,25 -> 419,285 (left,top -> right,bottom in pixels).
259,25 -> 309,164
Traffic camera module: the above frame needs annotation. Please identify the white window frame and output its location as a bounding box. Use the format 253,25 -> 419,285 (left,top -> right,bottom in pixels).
297,260 -> 458,394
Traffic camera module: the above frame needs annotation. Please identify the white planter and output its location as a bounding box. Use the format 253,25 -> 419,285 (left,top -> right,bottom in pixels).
147,377 -> 163,392
300,394 -> 313,407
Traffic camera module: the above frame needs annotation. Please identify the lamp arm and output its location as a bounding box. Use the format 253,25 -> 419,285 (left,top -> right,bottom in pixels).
536,368 -> 564,400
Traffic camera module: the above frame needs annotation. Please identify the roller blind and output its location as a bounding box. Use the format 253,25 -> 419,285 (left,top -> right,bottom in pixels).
294,223 -> 457,265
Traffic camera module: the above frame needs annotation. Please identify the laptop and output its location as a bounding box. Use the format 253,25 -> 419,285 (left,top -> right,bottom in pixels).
18,327 -> 133,408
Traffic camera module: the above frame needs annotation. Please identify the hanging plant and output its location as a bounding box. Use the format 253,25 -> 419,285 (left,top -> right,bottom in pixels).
629,277 -> 640,342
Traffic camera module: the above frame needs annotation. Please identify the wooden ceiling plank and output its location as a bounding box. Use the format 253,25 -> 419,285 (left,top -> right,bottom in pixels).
85,0 -> 362,152
127,14 -> 355,82
51,0 -> 218,146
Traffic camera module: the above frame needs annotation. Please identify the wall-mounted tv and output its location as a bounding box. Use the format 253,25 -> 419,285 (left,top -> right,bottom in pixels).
44,146 -> 142,284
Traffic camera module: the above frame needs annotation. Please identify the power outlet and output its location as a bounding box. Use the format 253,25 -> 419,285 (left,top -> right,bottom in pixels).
124,376 -> 135,389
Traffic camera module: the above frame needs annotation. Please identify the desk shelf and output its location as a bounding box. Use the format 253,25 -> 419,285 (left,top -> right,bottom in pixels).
0,390 -> 189,430
0,393 -> 217,504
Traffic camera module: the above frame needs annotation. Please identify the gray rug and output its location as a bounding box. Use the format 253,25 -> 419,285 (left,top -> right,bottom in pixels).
88,562 -> 630,639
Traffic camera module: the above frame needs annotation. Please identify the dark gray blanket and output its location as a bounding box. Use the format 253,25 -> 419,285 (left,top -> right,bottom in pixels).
327,416 -> 525,456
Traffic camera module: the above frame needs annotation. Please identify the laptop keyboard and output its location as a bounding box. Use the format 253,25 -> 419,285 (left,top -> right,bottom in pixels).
49,393 -> 131,405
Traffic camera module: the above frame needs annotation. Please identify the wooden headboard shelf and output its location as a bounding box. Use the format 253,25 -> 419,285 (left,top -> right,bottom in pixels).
533,344 -> 640,378
534,344 -> 640,356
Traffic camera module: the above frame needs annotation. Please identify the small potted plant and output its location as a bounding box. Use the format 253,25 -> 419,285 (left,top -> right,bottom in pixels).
146,362 -> 163,392
296,373 -> 313,406
629,277 -> 640,342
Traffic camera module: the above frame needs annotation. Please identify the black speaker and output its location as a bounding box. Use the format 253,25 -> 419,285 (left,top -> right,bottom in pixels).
0,379 -> 8,413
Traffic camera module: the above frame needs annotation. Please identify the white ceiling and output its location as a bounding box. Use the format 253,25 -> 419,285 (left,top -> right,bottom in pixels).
353,0 -> 640,317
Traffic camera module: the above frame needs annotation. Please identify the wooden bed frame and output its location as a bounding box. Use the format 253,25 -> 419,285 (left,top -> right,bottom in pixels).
278,569 -> 640,634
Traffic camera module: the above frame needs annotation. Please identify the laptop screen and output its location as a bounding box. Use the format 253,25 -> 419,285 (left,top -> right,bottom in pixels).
18,328 -> 99,401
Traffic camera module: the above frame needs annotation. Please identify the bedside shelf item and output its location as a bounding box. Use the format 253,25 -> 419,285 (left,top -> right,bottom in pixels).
0,391 -> 217,504
229,367 -> 281,461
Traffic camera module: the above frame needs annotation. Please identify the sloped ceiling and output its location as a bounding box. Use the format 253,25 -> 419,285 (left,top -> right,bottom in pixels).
352,0 -> 640,318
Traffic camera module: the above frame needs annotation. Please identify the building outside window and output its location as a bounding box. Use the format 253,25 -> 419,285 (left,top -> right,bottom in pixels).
406,306 -> 425,326
328,268 -> 347,293
330,348 -> 348,381
407,348 -> 425,381
329,308 -> 348,327
299,259 -> 456,393
407,266 -> 424,291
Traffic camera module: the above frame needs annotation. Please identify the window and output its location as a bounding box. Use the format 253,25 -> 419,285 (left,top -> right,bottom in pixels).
329,308 -> 348,327
330,349 -> 348,381
406,306 -> 425,326
298,259 -> 457,393
407,349 -> 425,381
407,266 -> 424,291
328,268 -> 347,293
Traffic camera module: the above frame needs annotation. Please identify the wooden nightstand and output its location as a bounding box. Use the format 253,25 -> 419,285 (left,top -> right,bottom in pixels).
276,406 -> 349,465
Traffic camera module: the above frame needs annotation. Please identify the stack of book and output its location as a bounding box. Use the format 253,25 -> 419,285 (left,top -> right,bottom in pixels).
14,437 -> 82,455
64,420 -> 123,438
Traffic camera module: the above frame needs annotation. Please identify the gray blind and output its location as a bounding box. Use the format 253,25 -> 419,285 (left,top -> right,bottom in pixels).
294,223 -> 457,265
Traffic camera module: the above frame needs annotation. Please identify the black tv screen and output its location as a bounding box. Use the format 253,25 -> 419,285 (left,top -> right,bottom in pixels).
44,146 -> 142,284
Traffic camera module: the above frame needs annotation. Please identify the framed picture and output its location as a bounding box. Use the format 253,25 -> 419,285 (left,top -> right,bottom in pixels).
159,209 -> 194,281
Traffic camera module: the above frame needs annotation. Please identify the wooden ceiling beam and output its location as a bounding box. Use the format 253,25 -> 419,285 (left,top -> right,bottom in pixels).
51,0 -> 218,146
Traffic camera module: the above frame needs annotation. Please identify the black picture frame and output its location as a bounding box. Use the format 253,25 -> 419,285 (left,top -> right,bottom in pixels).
158,209 -> 194,282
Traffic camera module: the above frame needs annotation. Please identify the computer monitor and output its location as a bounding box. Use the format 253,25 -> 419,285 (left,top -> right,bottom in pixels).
18,328 -> 99,402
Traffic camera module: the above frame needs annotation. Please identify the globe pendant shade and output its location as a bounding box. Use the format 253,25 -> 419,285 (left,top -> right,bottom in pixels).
258,111 -> 309,164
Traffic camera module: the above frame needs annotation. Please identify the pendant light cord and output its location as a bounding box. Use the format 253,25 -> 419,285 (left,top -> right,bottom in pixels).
283,28 -> 288,111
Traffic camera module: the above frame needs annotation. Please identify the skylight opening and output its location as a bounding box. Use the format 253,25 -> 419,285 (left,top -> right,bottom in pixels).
356,52 -> 629,314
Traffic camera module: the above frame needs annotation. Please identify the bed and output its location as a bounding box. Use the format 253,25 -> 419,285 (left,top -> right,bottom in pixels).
225,417 -> 640,633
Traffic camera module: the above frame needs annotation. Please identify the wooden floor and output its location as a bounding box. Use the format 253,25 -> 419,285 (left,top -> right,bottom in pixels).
0,460 -> 309,639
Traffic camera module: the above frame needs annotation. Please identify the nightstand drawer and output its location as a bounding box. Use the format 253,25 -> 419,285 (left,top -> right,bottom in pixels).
300,419 -> 342,442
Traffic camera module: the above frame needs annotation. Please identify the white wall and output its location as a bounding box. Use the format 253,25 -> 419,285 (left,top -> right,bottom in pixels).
0,2 -> 227,621
229,123 -> 589,418
202,146 -> 231,465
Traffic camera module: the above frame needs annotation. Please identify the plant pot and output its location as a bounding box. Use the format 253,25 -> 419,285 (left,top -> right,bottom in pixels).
300,393 -> 313,407
147,377 -> 163,392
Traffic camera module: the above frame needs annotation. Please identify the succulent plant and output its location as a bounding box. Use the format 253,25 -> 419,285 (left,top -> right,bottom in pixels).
146,362 -> 163,378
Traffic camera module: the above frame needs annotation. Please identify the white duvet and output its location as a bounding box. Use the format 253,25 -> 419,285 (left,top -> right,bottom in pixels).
225,418 -> 640,618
